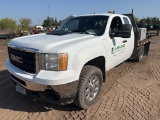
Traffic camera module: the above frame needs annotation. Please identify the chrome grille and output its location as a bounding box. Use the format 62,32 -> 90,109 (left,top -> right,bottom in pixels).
8,46 -> 38,74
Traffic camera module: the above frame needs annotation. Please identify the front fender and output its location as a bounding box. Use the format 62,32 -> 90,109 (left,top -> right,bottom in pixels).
71,44 -> 107,80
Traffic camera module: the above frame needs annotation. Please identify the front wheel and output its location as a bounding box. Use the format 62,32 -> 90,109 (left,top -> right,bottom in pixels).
74,65 -> 103,109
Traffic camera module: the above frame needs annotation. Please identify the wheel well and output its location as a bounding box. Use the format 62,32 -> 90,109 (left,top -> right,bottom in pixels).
85,56 -> 106,82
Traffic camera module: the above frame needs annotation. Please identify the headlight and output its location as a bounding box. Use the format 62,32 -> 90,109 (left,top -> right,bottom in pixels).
41,53 -> 68,71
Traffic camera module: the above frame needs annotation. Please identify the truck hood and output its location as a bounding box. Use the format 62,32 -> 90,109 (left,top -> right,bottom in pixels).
9,33 -> 95,53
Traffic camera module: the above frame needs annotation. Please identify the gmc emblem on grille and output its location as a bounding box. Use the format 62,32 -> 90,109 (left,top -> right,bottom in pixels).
10,54 -> 23,64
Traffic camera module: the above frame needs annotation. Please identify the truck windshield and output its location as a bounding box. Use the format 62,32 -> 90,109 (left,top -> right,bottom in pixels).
55,16 -> 109,36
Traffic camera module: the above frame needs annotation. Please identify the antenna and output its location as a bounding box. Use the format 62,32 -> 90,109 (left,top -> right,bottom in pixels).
48,5 -> 50,17
132,9 -> 134,14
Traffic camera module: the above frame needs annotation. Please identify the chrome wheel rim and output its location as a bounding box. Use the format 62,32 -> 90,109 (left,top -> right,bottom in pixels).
85,75 -> 100,101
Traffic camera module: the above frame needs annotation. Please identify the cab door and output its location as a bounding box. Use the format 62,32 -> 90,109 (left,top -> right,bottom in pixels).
106,16 -> 129,69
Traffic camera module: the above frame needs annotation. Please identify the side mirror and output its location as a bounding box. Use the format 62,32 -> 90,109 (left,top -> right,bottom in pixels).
109,24 -> 132,38
120,24 -> 132,38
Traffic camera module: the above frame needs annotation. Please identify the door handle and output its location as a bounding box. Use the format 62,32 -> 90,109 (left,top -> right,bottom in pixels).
123,40 -> 127,43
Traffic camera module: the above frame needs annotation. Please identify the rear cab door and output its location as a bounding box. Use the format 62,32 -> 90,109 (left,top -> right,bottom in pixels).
121,16 -> 134,59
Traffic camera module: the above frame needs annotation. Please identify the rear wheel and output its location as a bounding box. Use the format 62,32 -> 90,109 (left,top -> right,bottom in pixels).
74,65 -> 103,109
135,45 -> 144,62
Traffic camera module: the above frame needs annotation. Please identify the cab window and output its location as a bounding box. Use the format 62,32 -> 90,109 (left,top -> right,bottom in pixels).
110,17 -> 122,32
123,17 -> 130,24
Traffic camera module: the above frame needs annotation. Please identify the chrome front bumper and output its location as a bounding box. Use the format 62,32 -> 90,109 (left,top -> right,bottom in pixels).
9,73 -> 79,104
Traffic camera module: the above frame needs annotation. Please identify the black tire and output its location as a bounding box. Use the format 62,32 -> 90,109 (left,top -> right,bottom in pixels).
135,45 -> 144,62
74,65 -> 103,109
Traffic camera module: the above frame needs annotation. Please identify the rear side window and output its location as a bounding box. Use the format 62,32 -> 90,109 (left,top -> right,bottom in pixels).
123,17 -> 130,24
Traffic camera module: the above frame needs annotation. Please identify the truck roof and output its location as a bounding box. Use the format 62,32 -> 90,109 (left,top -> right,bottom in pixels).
61,13 -> 128,24
74,13 -> 127,18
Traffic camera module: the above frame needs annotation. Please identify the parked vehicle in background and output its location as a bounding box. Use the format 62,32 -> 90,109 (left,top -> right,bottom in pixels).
33,26 -> 44,34
49,26 -> 58,32
137,23 -> 159,36
49,27 -> 55,32
153,24 -> 160,30
0,29 -> 17,39
137,23 -> 153,30
6,12 -> 157,109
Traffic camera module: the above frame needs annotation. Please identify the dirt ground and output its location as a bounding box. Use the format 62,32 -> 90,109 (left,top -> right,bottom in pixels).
0,35 -> 160,120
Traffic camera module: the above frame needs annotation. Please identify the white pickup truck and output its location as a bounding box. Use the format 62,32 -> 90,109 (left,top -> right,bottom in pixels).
6,13 -> 152,109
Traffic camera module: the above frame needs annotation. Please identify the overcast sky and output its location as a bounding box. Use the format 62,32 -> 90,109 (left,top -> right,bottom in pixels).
0,0 -> 159,25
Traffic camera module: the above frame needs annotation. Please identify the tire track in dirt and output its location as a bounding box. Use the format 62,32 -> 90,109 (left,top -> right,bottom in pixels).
121,87 -> 159,120
151,64 -> 160,82
16,100 -> 67,120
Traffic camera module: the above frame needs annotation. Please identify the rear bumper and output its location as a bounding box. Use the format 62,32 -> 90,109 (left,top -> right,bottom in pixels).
10,73 -> 79,105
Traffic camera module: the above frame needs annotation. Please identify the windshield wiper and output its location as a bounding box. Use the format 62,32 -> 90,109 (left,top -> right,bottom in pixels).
71,30 -> 97,35
84,31 -> 97,35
